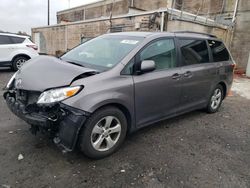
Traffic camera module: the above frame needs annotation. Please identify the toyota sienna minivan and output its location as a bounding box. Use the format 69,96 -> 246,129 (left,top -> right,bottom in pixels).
4,32 -> 235,159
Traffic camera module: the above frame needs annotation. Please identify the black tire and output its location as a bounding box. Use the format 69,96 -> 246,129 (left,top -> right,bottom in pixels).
12,56 -> 29,71
79,106 -> 127,159
206,85 -> 224,113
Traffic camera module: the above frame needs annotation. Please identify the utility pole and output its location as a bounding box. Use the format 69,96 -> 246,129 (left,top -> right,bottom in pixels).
68,0 -> 71,8
48,0 -> 50,25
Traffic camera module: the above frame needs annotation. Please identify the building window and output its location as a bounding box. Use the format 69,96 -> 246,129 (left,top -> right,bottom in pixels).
110,25 -> 124,33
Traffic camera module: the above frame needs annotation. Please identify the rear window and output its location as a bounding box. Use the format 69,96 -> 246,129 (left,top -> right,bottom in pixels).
10,36 -> 25,44
0,35 -> 12,45
179,39 -> 209,65
208,40 -> 230,62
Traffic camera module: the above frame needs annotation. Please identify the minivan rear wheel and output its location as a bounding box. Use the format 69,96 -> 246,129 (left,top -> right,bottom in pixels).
79,106 -> 127,159
206,85 -> 224,113
12,56 -> 29,71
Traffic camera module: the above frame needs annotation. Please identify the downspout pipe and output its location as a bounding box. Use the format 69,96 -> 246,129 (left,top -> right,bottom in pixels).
232,0 -> 239,23
65,26 -> 68,52
131,0 -> 134,7
160,11 -> 165,32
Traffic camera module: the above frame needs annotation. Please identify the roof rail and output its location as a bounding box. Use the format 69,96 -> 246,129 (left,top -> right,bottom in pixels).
173,31 -> 217,38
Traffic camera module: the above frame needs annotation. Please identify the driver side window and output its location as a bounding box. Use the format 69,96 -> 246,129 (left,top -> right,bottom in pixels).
140,39 -> 176,71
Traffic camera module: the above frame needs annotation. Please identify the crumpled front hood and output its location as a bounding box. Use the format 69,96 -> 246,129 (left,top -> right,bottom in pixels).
14,56 -> 96,91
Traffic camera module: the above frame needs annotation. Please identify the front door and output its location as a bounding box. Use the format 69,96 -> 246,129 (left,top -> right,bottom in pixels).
133,38 -> 182,127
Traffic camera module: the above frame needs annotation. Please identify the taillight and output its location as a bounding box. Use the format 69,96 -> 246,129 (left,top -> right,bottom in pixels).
231,61 -> 236,71
26,45 -> 38,51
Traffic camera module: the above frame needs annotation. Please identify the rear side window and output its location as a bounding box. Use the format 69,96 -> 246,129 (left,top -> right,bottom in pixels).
0,35 -> 12,45
208,40 -> 230,62
11,36 -> 25,44
139,39 -> 177,70
179,39 -> 209,65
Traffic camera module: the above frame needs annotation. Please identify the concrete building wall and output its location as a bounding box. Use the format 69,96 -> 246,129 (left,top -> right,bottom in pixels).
36,0 -> 250,69
132,0 -> 168,10
174,0 -> 250,70
57,10 -> 85,23
57,0 -> 129,23
175,0 -> 235,17
33,14 -> 155,55
32,12 -> 229,56
167,21 -> 231,45
57,0 -> 169,23
230,0 -> 250,70
84,0 -> 129,20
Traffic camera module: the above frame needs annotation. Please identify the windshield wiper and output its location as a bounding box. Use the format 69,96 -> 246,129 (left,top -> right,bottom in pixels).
66,61 -> 85,67
60,57 -> 85,68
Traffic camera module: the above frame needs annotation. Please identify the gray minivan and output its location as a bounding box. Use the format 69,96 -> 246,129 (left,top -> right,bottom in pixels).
4,32 -> 235,159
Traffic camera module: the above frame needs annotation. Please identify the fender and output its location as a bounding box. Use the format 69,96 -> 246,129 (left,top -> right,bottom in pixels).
62,89 -> 136,131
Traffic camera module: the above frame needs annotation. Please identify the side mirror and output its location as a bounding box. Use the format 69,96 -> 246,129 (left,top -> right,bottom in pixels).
140,60 -> 156,73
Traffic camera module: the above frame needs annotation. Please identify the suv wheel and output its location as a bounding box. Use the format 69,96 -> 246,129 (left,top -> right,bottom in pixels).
12,56 -> 29,71
79,106 -> 127,159
206,85 -> 224,113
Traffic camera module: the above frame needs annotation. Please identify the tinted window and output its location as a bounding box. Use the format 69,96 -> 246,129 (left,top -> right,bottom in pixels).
208,40 -> 230,62
11,36 -> 25,44
140,39 -> 176,70
179,39 -> 209,65
0,35 -> 12,45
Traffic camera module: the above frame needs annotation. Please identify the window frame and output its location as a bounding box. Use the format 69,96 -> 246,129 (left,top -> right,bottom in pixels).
176,37 -> 212,67
120,57 -> 136,75
62,35 -> 143,71
0,35 -> 13,45
9,36 -> 25,44
207,39 -> 231,62
131,37 -> 179,75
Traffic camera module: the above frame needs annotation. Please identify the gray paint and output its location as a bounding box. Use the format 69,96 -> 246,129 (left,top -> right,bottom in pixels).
15,55 -> 97,91
14,32 -> 234,131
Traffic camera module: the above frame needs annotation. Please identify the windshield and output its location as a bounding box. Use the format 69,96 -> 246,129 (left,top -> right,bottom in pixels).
61,35 -> 143,71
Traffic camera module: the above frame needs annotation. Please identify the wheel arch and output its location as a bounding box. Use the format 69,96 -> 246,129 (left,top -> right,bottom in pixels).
91,102 -> 134,134
217,81 -> 227,99
11,54 -> 31,62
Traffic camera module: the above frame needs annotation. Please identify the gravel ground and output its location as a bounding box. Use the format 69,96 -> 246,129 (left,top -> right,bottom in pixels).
0,69 -> 250,188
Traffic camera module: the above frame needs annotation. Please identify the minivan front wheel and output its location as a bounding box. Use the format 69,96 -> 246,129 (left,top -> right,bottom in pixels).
206,85 -> 224,113
79,106 -> 127,159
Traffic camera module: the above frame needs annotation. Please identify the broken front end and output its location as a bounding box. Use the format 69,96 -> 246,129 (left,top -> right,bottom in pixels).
4,87 -> 89,152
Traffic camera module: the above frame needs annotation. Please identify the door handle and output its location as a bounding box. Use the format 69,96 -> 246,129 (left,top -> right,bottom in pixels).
183,71 -> 192,78
172,73 -> 182,80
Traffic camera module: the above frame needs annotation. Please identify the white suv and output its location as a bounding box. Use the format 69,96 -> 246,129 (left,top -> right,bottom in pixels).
0,33 -> 39,70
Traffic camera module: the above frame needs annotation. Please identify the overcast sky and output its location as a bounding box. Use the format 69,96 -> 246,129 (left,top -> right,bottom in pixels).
0,0 -> 98,34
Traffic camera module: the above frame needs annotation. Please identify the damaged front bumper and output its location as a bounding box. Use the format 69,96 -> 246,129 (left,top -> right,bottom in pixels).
4,90 -> 90,152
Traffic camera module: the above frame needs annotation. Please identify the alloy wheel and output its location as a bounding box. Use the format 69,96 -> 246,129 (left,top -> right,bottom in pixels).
91,116 -> 121,152
210,88 -> 222,110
